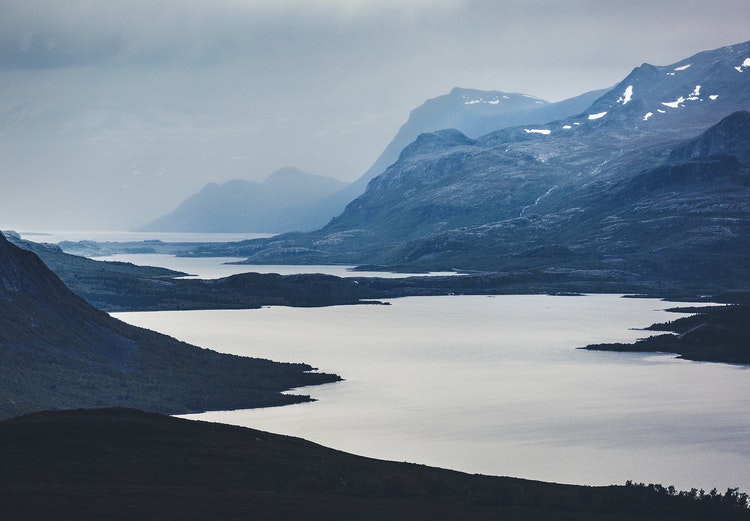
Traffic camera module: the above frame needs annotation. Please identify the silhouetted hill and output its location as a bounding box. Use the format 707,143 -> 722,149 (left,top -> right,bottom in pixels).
0,233 -> 339,420
3,232 -> 383,311
1,408 -> 747,521
140,167 -> 346,233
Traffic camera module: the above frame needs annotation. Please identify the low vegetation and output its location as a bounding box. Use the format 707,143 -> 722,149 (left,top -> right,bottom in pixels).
1,408 -> 747,521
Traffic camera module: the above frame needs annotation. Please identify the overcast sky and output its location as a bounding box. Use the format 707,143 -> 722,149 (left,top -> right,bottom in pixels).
1,0 -> 749,230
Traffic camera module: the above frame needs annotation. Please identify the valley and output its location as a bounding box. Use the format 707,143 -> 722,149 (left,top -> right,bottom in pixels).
2,36 -> 750,519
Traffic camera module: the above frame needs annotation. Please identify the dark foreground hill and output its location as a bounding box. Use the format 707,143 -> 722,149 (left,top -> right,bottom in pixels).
0,233 -> 339,420
1,408 -> 747,521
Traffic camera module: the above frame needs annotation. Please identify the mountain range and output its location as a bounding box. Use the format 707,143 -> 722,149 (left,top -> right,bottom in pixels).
143,88 -> 605,233
0,233 -> 339,420
190,40 -> 750,292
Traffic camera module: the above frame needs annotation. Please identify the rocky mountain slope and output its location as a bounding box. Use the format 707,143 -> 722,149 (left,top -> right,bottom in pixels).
326,87 -> 606,213
0,233 -> 339,420
195,41 -> 750,292
146,88 -> 604,234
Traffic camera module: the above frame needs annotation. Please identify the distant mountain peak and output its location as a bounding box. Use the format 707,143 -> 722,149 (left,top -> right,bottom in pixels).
263,166 -> 311,183
139,166 -> 347,233
448,87 -> 548,108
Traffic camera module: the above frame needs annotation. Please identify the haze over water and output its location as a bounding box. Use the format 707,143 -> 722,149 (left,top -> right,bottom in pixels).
116,293 -> 750,493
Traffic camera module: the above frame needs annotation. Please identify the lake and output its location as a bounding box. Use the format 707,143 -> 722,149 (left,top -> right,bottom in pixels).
95,253 -> 461,279
18,230 -> 273,244
115,293 -> 750,493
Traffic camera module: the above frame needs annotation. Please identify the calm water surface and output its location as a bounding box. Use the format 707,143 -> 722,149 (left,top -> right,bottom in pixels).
19,230 -> 271,243
115,294 -> 750,492
96,254 -> 460,279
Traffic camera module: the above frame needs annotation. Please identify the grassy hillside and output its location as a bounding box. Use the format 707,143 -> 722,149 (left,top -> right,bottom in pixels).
1,408 -> 747,521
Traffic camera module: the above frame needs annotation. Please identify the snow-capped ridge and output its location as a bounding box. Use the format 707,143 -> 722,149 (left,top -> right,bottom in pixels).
562,40 -> 750,130
462,95 -> 502,105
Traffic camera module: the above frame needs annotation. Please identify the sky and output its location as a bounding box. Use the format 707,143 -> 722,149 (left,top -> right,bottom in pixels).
1,0 -> 749,230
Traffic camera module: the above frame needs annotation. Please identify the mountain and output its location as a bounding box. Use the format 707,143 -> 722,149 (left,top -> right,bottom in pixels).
3,408 -> 748,521
319,87 -> 607,220
146,89 -> 604,235
195,41 -> 750,292
0,233 -> 339,420
140,166 -> 347,233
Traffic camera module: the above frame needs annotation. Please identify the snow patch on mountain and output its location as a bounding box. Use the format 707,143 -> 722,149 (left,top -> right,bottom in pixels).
643,112 -> 653,121
673,64 -> 692,71
662,97 -> 685,109
734,58 -> 750,72
524,128 -> 551,135
462,96 -> 502,105
617,85 -> 634,105
660,84 -> 710,109
588,111 -> 607,120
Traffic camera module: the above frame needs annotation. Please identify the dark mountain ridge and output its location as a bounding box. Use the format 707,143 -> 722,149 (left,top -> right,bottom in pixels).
3,232 -> 382,311
0,233 -> 339,420
1,408 -> 747,521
